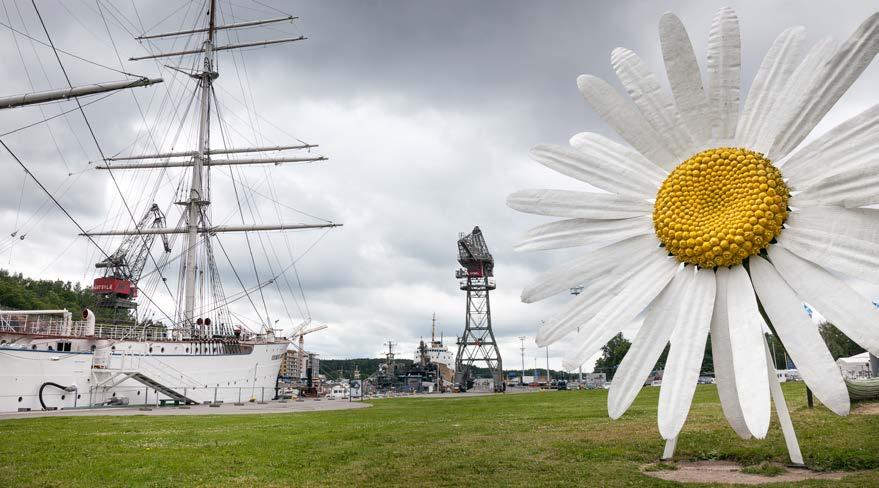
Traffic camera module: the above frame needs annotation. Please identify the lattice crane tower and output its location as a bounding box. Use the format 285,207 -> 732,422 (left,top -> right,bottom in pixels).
454,226 -> 503,392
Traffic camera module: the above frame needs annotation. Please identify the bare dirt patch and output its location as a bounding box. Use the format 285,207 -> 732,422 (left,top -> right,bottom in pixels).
642,461 -> 859,485
851,402 -> 879,416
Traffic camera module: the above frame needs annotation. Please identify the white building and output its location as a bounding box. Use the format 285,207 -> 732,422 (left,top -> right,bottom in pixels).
329,383 -> 349,399
837,352 -> 872,380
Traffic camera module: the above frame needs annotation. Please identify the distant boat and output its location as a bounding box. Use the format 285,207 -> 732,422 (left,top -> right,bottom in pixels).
413,313 -> 455,372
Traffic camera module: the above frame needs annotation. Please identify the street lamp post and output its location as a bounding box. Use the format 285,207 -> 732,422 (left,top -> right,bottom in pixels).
570,286 -> 585,384
545,346 -> 550,386
534,357 -> 538,384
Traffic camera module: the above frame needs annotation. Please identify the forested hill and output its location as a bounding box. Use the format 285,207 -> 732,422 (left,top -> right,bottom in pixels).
320,358 -> 414,380
0,269 -> 98,312
319,357 -> 572,381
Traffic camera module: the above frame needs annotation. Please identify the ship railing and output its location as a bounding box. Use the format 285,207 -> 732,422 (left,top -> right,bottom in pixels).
0,311 -> 266,345
0,310 -> 73,336
91,323 -> 168,341
0,311 -> 168,340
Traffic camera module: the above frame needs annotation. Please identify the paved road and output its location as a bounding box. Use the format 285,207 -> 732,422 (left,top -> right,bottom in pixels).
0,398 -> 370,420
0,387 -> 546,420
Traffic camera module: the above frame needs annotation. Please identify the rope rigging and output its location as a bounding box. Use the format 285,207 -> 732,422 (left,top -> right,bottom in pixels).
0,0 -> 339,338
32,0 -> 172,283
0,138 -> 176,324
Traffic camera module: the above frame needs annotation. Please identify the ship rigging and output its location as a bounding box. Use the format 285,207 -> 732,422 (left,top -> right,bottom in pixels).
0,0 -> 341,413
80,0 -> 341,336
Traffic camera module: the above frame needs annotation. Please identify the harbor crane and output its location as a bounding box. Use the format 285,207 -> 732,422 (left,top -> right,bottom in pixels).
286,320 -> 328,385
289,320 -> 328,354
92,203 -> 171,323
454,226 -> 503,392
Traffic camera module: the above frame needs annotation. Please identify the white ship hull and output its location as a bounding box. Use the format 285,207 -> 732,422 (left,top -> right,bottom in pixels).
414,345 -> 455,372
0,335 -> 286,413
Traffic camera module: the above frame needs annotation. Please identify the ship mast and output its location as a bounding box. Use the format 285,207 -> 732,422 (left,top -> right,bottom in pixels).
182,0 -> 217,328
86,2 -> 341,335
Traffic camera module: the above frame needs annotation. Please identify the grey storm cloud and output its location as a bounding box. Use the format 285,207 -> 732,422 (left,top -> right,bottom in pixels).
0,0 -> 876,368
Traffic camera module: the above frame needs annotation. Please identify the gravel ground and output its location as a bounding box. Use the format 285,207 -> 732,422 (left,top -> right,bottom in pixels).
0,397 -> 370,420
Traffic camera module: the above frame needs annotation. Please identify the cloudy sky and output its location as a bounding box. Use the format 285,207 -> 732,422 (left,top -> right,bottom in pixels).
0,1 -> 877,371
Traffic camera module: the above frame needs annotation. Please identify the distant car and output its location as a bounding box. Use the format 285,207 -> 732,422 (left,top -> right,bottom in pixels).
278,387 -> 298,399
557,380 -> 568,390
650,380 -> 662,387
697,376 -> 715,384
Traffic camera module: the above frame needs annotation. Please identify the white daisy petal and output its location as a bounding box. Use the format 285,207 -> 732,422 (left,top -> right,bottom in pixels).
535,246 -> 669,347
785,207 -> 879,243
791,159 -> 879,208
759,37 -> 838,156
778,103 -> 879,189
660,13 -> 711,148
710,268 -> 753,439
608,268 -> 693,419
522,235 -> 658,303
769,13 -> 879,160
611,47 -> 695,160
778,228 -> 879,284
781,207 -> 879,283
576,75 -> 678,168
568,132 -> 668,183
535,263 -> 642,347
754,37 -> 838,156
736,27 -> 806,149
768,246 -> 879,355
514,215 -> 653,252
707,7 -> 741,144
531,142 -> 663,198
749,255 -> 850,415
560,255 -> 679,370
658,268 -> 716,439
506,189 -> 653,220
725,265 -> 771,439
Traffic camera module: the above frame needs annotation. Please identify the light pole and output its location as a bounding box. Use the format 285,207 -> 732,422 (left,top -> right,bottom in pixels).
519,336 -> 526,387
570,285 -> 585,384
534,357 -> 538,384
770,334 -> 779,369
545,346 -> 551,386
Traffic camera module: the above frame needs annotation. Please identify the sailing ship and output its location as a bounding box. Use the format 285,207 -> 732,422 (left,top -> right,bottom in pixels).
0,1 -> 339,412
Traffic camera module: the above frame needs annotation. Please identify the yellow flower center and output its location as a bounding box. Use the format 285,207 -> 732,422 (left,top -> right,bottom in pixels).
653,147 -> 789,268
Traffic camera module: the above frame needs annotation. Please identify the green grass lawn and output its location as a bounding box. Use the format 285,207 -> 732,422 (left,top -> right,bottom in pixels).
1,383 -> 877,487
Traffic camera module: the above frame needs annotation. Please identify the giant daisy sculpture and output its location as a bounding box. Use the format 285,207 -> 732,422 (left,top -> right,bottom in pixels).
508,7 -> 879,457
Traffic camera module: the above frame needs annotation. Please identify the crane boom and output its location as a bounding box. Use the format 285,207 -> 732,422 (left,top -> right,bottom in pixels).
92,203 -> 171,322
